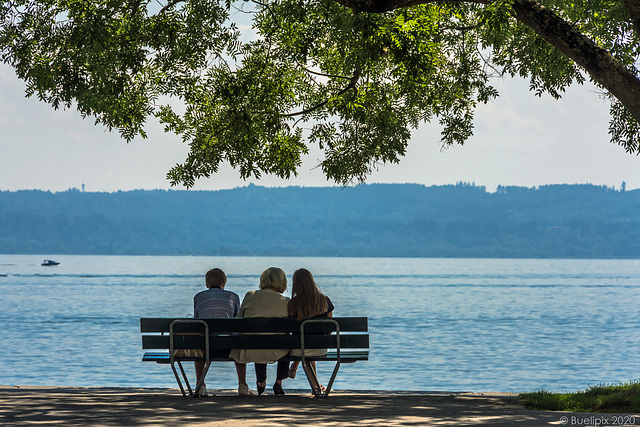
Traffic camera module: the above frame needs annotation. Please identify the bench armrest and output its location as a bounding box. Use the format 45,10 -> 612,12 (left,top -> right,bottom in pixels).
170,319 -> 209,366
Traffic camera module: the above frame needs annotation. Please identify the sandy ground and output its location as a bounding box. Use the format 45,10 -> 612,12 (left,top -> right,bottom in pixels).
1,386 -> 637,426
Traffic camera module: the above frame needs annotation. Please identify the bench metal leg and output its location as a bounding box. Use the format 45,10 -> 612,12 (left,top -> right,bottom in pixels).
300,318 -> 342,398
171,360 -> 211,398
193,361 -> 212,398
168,319 -> 211,398
301,360 -> 340,398
324,359 -> 341,397
171,360 -> 192,397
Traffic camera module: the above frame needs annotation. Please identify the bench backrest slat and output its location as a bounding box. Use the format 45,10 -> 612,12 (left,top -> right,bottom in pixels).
140,317 -> 368,333
141,334 -> 369,350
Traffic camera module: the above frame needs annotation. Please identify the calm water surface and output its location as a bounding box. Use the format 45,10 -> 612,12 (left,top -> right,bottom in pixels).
0,255 -> 638,392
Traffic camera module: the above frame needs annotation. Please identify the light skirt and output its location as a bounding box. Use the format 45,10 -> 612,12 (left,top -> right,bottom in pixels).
288,348 -> 327,357
229,348 -> 289,364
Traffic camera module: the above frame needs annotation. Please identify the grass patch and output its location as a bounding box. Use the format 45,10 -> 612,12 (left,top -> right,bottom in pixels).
519,381 -> 640,413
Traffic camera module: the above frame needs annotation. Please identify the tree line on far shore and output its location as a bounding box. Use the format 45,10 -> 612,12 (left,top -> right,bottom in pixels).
1,182 -> 638,258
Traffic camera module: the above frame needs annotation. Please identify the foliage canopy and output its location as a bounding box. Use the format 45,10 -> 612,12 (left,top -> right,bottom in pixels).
2,0 -> 640,186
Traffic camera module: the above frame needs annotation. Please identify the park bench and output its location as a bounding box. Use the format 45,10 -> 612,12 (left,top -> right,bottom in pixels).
140,317 -> 369,398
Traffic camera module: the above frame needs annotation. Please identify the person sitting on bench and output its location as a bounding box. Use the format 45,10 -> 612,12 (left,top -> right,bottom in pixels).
230,267 -> 291,396
287,268 -> 334,393
191,268 -> 253,396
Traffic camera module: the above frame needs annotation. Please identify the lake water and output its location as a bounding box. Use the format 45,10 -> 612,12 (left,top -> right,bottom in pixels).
0,255 -> 638,393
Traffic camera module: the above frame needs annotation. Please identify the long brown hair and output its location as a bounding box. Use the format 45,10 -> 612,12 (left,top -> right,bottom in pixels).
287,269 -> 328,321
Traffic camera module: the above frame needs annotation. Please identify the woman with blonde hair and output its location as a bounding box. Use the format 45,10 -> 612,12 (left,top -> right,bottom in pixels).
287,268 -> 334,390
230,267 -> 290,395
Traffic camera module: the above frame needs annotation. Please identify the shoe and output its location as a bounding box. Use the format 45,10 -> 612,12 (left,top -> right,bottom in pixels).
288,367 -> 297,379
256,381 -> 266,396
311,384 -> 326,396
196,385 -> 208,397
273,382 -> 285,396
238,384 -> 255,396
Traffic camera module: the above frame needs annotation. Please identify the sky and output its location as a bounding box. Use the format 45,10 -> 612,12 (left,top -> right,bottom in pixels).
1,61 -> 639,193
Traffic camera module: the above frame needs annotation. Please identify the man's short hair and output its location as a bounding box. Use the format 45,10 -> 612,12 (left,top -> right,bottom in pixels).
206,268 -> 227,288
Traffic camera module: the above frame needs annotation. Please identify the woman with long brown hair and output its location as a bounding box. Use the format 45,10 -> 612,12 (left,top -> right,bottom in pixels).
287,268 -> 334,391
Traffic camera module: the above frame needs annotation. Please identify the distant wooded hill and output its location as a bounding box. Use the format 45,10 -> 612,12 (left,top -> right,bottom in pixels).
1,183 -> 639,258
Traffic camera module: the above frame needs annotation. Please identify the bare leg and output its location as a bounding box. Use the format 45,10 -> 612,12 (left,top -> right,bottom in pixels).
289,361 -> 300,378
310,361 -> 325,391
304,361 -> 324,392
310,361 -> 326,391
193,361 -> 208,396
195,361 -> 206,385
235,361 -> 247,386
235,362 -> 255,395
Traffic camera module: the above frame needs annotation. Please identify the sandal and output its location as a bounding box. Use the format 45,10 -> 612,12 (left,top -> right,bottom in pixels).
311,384 -> 326,396
273,382 -> 285,396
288,367 -> 297,379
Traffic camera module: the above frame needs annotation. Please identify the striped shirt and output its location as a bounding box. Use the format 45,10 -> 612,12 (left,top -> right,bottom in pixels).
193,287 -> 240,318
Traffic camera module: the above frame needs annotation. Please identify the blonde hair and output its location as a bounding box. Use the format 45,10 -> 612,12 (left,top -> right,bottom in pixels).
288,269 -> 328,321
259,267 -> 287,293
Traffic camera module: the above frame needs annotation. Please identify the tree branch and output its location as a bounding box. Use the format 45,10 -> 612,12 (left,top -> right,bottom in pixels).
511,0 -> 640,123
328,0 -> 640,124
623,0 -> 640,36
159,0 -> 186,14
282,70 -> 360,117
299,63 -> 353,80
130,0 -> 142,17
332,0 -> 487,13
251,0 -> 280,23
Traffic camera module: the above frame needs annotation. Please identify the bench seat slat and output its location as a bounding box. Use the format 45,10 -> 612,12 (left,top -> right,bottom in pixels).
142,350 -> 369,364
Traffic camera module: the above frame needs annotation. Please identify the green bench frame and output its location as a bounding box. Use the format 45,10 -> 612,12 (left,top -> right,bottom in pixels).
140,317 -> 369,398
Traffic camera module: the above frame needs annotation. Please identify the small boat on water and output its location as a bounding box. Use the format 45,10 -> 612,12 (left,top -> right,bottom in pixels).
41,260 -> 60,266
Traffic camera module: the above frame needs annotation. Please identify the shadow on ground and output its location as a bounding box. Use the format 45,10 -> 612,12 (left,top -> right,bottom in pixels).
0,386 -> 586,426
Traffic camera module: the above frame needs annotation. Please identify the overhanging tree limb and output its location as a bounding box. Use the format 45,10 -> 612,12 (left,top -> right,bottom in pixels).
511,0 -> 640,123
333,0 -> 488,12
330,0 -> 640,126
623,0 -> 640,35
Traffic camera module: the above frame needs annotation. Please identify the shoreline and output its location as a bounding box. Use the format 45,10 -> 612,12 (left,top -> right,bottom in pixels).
3,385 -> 636,426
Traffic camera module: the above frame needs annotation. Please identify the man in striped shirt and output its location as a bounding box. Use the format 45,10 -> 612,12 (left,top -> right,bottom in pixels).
193,268 -> 252,395
193,268 -> 240,318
